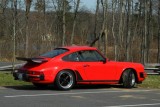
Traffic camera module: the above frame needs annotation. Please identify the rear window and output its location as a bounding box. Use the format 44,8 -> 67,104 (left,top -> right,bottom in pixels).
40,48 -> 69,58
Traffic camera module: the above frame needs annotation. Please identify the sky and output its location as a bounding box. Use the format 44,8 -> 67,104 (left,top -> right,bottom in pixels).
79,0 -> 97,10
11,0 -> 97,12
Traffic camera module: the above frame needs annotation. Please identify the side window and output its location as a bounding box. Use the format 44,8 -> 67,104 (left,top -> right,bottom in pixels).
79,50 -> 104,62
62,52 -> 80,62
94,51 -> 105,61
62,50 -> 105,62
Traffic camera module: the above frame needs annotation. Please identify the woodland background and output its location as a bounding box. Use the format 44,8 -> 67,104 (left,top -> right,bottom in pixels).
0,0 -> 160,64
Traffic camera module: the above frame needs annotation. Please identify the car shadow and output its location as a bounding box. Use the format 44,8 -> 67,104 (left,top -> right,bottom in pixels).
73,84 -> 123,89
3,84 -> 137,91
4,85 -> 54,91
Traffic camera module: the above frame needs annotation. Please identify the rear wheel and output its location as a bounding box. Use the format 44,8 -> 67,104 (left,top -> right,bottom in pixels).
122,69 -> 136,88
55,70 -> 75,90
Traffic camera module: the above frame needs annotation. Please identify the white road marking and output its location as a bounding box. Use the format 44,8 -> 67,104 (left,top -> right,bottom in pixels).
4,89 -> 151,98
104,103 -> 160,107
71,95 -> 86,99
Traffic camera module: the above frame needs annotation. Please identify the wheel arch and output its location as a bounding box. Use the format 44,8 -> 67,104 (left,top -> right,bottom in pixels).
54,69 -> 77,90
56,69 -> 77,82
119,68 -> 138,84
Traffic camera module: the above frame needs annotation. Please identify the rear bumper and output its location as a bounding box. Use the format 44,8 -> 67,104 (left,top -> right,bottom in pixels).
13,72 -> 44,81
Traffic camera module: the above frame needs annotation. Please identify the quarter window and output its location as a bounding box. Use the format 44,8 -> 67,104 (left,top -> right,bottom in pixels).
63,52 -> 81,61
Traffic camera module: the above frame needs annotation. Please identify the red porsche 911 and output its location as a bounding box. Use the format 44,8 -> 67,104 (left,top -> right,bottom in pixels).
13,46 -> 147,90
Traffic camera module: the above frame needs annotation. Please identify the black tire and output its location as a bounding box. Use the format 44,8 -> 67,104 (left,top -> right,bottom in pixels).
122,69 -> 136,88
33,83 -> 48,88
55,70 -> 75,90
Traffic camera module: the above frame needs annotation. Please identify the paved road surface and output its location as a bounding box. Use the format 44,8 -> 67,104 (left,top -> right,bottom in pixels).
0,85 -> 160,107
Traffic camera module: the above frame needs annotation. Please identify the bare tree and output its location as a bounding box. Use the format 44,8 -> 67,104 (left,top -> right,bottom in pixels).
0,0 -> 8,37
143,0 -> 151,64
34,0 -> 47,54
89,0 -> 108,53
112,0 -> 118,60
100,0 -> 108,56
25,0 -> 32,57
90,0 -> 100,47
118,0 -> 124,59
70,0 -> 80,45
126,0 -> 131,61
158,0 -> 160,62
62,0 -> 66,46
12,0 -> 17,70
146,0 -> 152,63
0,0 -> 8,58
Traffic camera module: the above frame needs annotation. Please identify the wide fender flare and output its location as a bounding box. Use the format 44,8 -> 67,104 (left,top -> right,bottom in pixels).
51,66 -> 78,81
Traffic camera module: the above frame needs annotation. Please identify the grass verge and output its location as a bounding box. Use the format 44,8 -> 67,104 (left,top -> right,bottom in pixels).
138,75 -> 160,89
0,72 -> 160,89
0,72 -> 31,86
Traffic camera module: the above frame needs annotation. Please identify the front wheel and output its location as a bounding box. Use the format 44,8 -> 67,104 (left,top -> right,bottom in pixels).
55,70 -> 75,90
122,69 -> 136,88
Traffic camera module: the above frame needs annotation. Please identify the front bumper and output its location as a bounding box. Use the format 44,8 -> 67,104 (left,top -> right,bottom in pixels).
137,72 -> 147,84
140,72 -> 147,78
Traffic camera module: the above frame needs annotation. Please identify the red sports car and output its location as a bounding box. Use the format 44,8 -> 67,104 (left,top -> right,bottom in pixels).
13,46 -> 147,90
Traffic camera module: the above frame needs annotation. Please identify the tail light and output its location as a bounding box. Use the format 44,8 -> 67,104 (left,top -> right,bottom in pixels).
28,71 -> 44,75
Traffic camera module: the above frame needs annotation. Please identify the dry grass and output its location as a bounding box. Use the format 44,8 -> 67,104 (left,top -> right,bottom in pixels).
0,72 -> 31,86
138,75 -> 160,89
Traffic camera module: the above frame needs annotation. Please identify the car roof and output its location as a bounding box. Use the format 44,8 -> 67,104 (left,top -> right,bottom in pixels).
61,46 -> 97,51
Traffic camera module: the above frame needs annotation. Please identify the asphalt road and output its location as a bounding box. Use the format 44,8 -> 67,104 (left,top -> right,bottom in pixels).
0,85 -> 160,107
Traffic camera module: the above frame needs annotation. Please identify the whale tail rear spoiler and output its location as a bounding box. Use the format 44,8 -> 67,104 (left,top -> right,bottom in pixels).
16,57 -> 48,63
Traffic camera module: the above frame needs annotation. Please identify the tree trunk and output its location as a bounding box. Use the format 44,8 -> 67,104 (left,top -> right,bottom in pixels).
143,0 -> 148,64
126,0 -> 131,61
12,0 -> 17,71
62,0 -> 66,46
25,0 -> 32,57
100,0 -> 108,56
118,0 -> 123,60
158,0 -> 160,63
89,0 -> 108,51
70,0 -> 80,45
112,0 -> 118,61
146,0 -> 152,63
90,0 -> 100,47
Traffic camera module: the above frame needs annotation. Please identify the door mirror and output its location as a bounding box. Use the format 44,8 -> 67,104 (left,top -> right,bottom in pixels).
102,58 -> 107,64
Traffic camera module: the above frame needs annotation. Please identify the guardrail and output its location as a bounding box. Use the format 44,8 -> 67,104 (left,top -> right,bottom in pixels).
0,64 -> 23,71
144,63 -> 160,75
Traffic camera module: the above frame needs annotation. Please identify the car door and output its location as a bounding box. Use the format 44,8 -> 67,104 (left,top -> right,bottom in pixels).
79,50 -> 117,81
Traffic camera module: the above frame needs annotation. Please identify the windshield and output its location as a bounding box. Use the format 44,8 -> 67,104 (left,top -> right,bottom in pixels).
40,48 -> 69,58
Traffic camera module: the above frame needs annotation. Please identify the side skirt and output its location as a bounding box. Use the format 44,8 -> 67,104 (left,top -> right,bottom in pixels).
77,80 -> 119,85
75,71 -> 119,84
